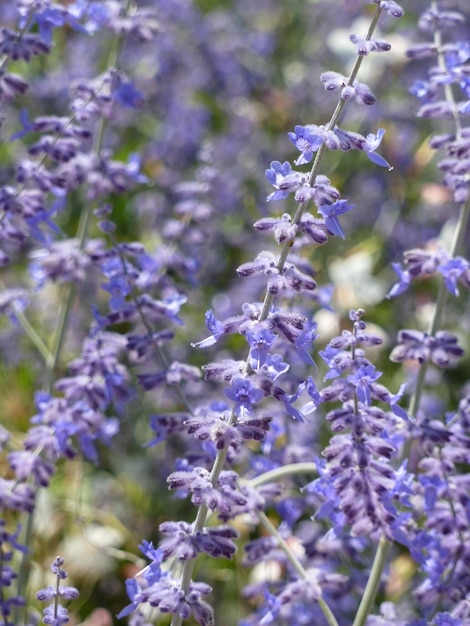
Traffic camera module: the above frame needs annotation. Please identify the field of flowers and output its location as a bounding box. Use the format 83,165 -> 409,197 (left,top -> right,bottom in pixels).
1,1 -> 469,625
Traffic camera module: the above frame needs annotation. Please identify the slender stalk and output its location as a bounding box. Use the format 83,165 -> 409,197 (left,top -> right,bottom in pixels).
247,462 -> 317,489
170,448 -> 231,626
258,511 -> 340,626
352,535 -> 390,626
0,281 -> 53,363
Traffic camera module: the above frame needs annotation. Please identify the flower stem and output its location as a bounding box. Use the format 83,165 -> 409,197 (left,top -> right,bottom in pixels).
352,535 -> 390,626
258,511 -> 339,626
246,462 -> 317,489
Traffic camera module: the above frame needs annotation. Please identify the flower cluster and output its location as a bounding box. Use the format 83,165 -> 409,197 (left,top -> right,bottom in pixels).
36,557 -> 79,626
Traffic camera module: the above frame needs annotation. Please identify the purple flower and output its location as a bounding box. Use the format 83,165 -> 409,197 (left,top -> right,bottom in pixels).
158,521 -> 238,561
349,34 -> 391,56
288,124 -> 324,164
8,451 -> 54,487
253,214 -> 298,244
24,5 -> 88,45
293,318 -> 317,365
0,70 -> 28,101
272,384 -> 306,422
390,329 -> 464,367
364,129 -> 392,168
347,364 -> 382,405
36,557 -> 78,626
224,378 -> 264,417
409,79 -> 439,102
10,108 -> 34,140
247,328 -> 276,369
111,76 -> 144,109
318,199 -> 354,239
260,353 -> 290,380
265,161 -> 307,201
333,126 -> 391,168
437,256 -> 469,296
373,0 -> 404,18
301,377 -> 323,414
387,262 -> 411,298
191,310 -> 225,348
167,467 -> 246,518
0,28 -> 50,62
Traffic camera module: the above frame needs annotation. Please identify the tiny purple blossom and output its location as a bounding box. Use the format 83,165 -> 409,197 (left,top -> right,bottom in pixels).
112,78 -> 144,109
437,256 -> 469,296
25,6 -> 88,45
191,310 -> 224,348
247,328 -> 276,369
387,262 -> 411,298
261,353 -> 290,380
301,376 -> 323,414
288,125 -> 324,165
273,384 -> 306,422
10,108 -> 34,141
293,318 -> 317,365
347,364 -> 382,405
364,129 -> 392,169
225,378 -> 264,417
265,161 -> 307,201
317,199 -> 354,239
373,0 -> 404,18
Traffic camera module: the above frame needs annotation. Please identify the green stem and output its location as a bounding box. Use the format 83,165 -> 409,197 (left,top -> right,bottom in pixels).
258,511 -> 339,626
170,447 -> 231,626
247,462 -> 317,489
0,280 -> 53,364
352,536 -> 390,626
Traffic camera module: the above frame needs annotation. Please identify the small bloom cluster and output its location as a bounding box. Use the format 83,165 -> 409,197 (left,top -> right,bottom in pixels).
391,392 -> 470,617
0,1 -> 152,265
390,329 -> 464,368
287,125 -> 391,169
388,247 -> 470,298
36,557 -> 79,626
0,522 -> 27,623
118,542 -> 214,626
306,310 -> 410,538
20,329 -> 128,463
0,2 -> 160,620
407,7 -> 470,204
